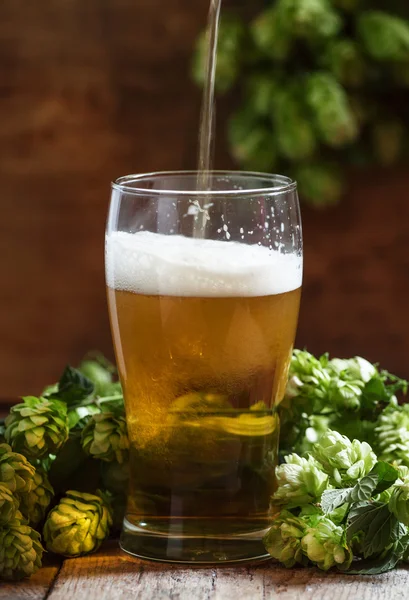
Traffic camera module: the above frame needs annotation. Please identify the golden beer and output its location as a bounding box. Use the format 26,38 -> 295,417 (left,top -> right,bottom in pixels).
106,230 -> 302,560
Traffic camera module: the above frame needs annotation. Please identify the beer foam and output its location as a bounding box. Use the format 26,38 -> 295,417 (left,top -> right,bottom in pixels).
105,231 -> 302,297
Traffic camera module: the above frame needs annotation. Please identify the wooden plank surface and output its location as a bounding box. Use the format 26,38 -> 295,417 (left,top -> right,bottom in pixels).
4,541 -> 409,600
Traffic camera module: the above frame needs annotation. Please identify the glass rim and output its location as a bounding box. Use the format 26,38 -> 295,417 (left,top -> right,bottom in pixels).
111,170 -> 297,197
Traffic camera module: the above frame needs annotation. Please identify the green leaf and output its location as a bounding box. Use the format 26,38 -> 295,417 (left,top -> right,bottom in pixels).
321,462 -> 398,514
52,367 -> 94,406
347,535 -> 409,575
347,502 -> 398,558
371,462 -> 399,494
321,488 -> 353,514
364,507 -> 398,558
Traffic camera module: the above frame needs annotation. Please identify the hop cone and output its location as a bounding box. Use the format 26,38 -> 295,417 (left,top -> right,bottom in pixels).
264,510 -> 307,567
0,483 -> 18,525
0,510 -> 43,580
272,86 -> 317,161
275,0 -> 341,42
273,454 -> 330,508
43,490 -> 113,557
388,474 -> 409,526
358,12 -> 409,62
193,16 -> 245,94
295,163 -> 344,208
251,8 -> 291,61
79,359 -> 113,397
301,516 -> 352,571
312,430 -> 377,485
0,444 -> 35,494
305,72 -> 358,147
375,404 -> 409,466
5,396 -> 68,459
19,468 -> 54,526
228,107 -> 278,172
82,412 -> 129,463
321,39 -> 365,87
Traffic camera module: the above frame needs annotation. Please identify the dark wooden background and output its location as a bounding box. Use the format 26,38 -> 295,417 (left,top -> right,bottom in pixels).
0,0 -> 409,399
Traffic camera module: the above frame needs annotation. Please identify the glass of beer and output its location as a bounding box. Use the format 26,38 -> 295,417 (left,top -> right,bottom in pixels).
105,171 -> 302,564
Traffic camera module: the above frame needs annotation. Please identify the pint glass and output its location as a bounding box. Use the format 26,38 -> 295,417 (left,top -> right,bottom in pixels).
105,171 -> 303,564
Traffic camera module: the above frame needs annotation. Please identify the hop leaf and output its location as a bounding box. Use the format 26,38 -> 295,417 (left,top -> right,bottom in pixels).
5,396 -> 69,459
19,467 -> 54,526
0,444 -> 35,494
301,516 -> 352,571
273,454 -> 331,508
312,430 -> 377,486
82,412 -> 129,463
358,12 -> 409,62
375,403 -> 409,467
43,490 -> 113,557
305,72 -> 358,147
263,510 -> 307,567
78,359 -> 114,397
0,511 -> 44,580
0,483 -> 18,525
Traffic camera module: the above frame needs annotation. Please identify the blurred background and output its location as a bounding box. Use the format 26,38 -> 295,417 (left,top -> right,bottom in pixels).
1,0 -> 409,398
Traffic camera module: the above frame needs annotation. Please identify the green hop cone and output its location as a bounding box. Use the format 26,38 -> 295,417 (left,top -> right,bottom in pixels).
0,510 -> 44,581
357,12 -> 409,62
193,15 -> 245,94
272,85 -> 317,161
301,516 -> 352,571
264,510 -> 308,567
275,0 -> 342,42
251,8 -> 291,61
375,404 -> 409,467
19,467 -> 54,526
284,350 -> 331,410
311,430 -> 377,486
82,411 -> 129,463
388,474 -> 409,525
5,396 -> 69,459
321,39 -> 365,87
43,490 -> 113,557
295,163 -> 344,208
273,454 -> 331,508
305,72 -> 358,147
0,443 -> 35,494
228,107 -> 277,172
0,482 -> 18,525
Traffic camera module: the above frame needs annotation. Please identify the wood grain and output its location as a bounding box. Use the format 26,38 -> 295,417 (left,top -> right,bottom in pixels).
20,543 -> 405,600
0,561 -> 61,600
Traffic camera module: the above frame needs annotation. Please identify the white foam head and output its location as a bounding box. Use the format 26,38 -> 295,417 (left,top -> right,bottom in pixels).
105,231 -> 302,297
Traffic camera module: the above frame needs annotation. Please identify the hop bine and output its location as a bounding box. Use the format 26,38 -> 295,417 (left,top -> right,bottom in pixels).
0,510 -> 44,580
43,490 -> 113,557
5,396 -> 69,459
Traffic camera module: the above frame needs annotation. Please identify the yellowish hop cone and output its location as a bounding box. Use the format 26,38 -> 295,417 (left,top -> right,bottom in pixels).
43,490 -> 113,557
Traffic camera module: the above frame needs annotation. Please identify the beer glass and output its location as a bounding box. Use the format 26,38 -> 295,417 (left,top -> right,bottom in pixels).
105,171 -> 302,564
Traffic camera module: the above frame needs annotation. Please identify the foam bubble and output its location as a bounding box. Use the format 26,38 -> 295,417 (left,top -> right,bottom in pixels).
105,231 -> 302,297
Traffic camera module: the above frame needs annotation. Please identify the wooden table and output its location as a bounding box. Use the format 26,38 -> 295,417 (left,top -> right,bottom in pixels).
2,541 -> 409,600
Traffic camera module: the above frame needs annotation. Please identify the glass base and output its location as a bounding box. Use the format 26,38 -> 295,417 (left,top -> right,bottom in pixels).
120,518 -> 271,565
